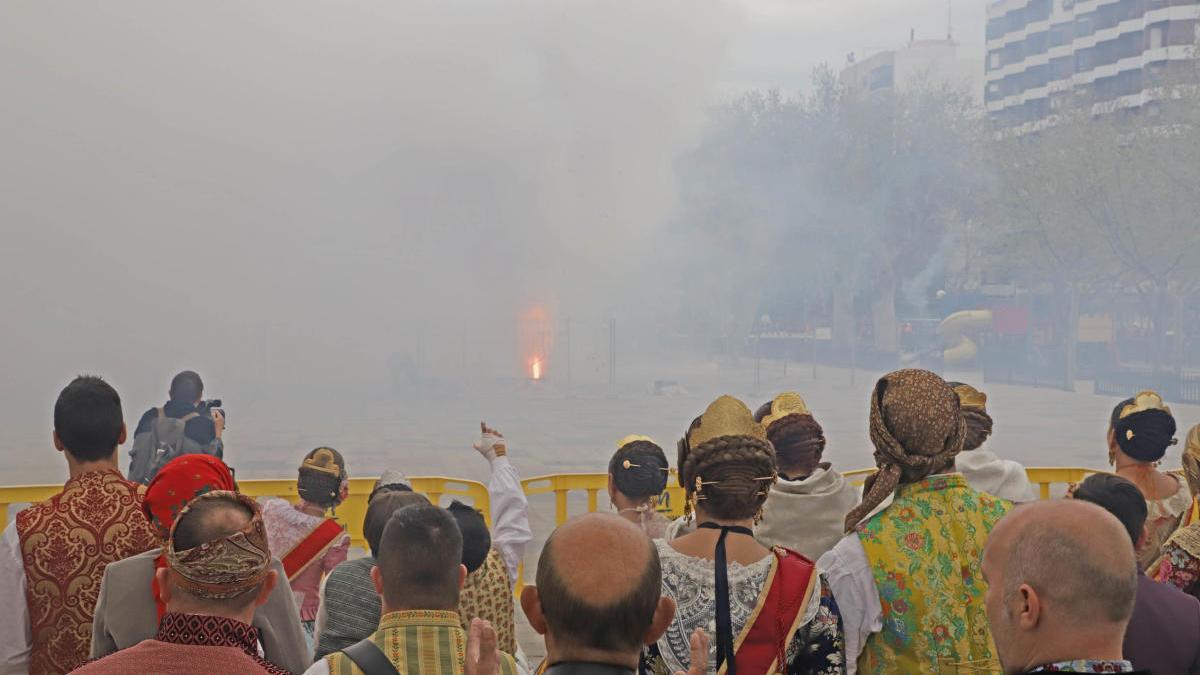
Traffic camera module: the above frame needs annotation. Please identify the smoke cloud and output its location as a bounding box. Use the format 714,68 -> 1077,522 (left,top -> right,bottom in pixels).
0,0 -> 742,442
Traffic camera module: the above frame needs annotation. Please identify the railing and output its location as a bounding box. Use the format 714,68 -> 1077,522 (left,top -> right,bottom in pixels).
0,466 -> 1154,597
0,476 -> 492,553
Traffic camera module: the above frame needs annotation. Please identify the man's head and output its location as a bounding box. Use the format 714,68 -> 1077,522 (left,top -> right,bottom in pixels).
169,370 -> 204,405
363,491 -> 430,558
158,491 -> 276,622
521,513 -> 674,669
1070,473 -> 1149,548
448,501 -> 492,573
53,375 -> 125,464
983,500 -> 1137,674
371,504 -> 466,612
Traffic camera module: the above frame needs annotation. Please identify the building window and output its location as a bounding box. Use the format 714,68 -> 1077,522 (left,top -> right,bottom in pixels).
989,52 -> 1001,70
1149,24 -> 1165,50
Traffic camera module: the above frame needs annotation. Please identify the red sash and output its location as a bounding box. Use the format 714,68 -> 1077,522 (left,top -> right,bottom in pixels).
721,547 -> 818,675
281,517 -> 344,580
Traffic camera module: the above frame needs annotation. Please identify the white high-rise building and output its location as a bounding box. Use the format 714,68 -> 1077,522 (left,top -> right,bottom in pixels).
841,38 -> 985,102
986,0 -> 1200,132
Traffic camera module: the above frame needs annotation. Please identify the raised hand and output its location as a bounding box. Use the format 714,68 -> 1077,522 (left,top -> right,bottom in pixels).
673,627 -> 710,675
465,618 -> 500,675
473,420 -> 507,460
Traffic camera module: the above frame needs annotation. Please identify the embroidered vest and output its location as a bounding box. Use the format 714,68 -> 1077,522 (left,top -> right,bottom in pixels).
16,469 -> 157,675
324,610 -> 519,675
458,548 -> 517,655
856,474 -> 1011,674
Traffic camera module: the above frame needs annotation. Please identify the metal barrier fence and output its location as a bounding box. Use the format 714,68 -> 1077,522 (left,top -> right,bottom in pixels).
0,467 -> 1136,597
0,476 -> 492,553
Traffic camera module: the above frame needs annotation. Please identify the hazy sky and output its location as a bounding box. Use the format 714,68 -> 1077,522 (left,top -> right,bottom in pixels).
721,0 -> 988,93
0,0 -> 992,478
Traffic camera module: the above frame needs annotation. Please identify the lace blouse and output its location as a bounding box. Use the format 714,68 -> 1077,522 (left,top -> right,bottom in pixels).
642,539 -> 845,675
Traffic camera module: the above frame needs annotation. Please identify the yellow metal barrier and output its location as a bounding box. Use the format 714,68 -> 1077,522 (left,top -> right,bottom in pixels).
0,466 -> 1150,599
520,472 -> 688,523
0,476 -> 490,554
842,467 -> 1105,501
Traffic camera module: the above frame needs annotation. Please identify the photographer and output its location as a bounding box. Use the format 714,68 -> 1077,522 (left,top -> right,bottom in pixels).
128,370 -> 224,484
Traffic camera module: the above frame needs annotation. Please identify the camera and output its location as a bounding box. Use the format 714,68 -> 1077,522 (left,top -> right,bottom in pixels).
198,399 -> 226,421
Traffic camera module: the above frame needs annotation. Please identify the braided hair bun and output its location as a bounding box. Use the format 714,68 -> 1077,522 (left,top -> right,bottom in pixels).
609,440 -> 669,500
679,434 -> 776,521
960,408 -> 994,451
761,412 -> 825,468
297,446 -> 348,509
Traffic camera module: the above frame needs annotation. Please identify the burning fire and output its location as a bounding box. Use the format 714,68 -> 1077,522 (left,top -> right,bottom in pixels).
520,304 -> 553,382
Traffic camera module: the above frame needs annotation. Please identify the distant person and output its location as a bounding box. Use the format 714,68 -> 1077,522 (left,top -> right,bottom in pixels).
73,491 -> 288,674
1107,391 -> 1189,569
305,504 -> 520,675
313,489 -> 431,659
753,392 -> 859,560
608,435 -> 671,538
646,395 -> 844,675
367,468 -> 414,501
819,369 -> 1012,673
982,500 -> 1146,674
947,382 -> 1038,503
262,447 -> 351,648
91,454 -> 310,674
451,501 -> 519,657
0,375 -> 157,675
1072,473 -> 1200,673
1154,423 -> 1200,597
128,370 -> 224,484
521,513 -> 708,675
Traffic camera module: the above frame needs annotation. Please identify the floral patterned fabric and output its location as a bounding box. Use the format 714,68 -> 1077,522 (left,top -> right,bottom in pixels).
15,469 -> 157,675
857,474 -> 1011,674
458,548 -> 517,655
1026,659 -> 1134,672
1152,530 -> 1200,598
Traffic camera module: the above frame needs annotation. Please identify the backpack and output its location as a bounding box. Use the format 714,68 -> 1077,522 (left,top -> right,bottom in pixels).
128,407 -> 219,484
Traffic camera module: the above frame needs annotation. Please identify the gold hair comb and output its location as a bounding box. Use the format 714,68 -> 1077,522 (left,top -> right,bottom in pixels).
952,384 -> 987,411
760,392 -> 812,429
1120,390 -> 1172,419
688,396 -> 768,447
301,448 -> 342,476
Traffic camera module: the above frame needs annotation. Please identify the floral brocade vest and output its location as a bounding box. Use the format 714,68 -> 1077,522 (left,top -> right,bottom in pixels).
857,474 -> 1011,674
16,469 -> 157,675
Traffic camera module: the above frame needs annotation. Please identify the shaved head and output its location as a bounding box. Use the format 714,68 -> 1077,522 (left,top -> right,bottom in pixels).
983,500 -> 1137,673
534,513 -> 661,653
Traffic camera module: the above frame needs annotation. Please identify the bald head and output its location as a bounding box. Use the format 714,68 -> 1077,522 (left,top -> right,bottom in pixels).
534,513 -> 661,654
984,500 -> 1137,673
989,500 -> 1136,623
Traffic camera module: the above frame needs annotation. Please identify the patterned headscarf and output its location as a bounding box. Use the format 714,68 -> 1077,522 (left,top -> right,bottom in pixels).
166,491 -> 272,600
844,369 -> 966,532
143,454 -> 237,540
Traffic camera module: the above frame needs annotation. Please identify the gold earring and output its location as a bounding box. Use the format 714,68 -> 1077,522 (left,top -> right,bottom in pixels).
753,506 -> 765,526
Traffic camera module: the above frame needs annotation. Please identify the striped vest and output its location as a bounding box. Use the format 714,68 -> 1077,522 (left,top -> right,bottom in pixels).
324,610 -> 519,675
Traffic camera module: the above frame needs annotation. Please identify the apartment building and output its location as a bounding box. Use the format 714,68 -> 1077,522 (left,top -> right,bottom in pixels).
986,0 -> 1200,131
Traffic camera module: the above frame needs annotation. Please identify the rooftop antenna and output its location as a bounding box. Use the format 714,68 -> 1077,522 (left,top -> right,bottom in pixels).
910,27 -> 915,45
947,0 -> 953,40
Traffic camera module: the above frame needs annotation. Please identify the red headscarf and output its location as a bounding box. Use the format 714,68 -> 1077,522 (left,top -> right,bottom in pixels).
142,454 -> 237,618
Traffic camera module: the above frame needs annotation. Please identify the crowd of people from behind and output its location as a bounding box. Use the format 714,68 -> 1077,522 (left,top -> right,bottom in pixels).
0,368 -> 1199,674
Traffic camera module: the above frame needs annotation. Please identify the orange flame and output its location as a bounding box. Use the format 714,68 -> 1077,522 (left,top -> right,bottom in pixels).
530,358 -> 543,380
